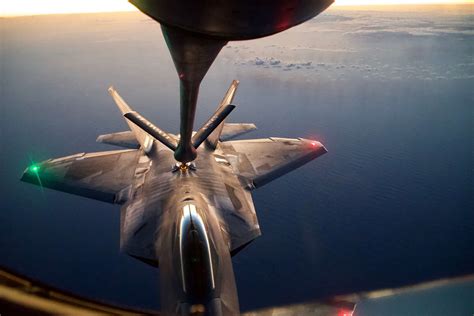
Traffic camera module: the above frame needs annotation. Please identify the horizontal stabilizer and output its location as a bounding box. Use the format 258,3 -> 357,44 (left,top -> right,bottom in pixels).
220,123 -> 257,141
96,131 -> 140,149
124,111 -> 178,151
192,103 -> 236,149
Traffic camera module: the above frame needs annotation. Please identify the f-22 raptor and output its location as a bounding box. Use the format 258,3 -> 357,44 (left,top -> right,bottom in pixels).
21,80 -> 327,315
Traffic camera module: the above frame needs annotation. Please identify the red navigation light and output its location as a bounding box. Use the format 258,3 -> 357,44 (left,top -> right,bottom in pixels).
311,141 -> 318,147
338,309 -> 353,316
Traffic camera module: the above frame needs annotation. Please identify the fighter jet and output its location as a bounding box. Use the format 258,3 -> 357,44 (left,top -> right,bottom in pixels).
21,80 -> 327,315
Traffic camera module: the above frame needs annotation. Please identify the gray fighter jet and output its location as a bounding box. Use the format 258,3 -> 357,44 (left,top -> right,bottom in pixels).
21,80 -> 327,315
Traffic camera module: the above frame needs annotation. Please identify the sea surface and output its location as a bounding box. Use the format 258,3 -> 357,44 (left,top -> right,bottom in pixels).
1,5 -> 473,315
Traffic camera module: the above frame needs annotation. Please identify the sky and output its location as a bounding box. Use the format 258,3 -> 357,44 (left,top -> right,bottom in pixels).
0,0 -> 472,17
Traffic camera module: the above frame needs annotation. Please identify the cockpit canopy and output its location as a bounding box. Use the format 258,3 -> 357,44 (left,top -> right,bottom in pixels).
179,204 -> 216,301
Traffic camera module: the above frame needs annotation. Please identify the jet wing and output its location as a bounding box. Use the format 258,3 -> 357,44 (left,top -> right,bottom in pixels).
221,138 -> 327,189
21,149 -> 141,204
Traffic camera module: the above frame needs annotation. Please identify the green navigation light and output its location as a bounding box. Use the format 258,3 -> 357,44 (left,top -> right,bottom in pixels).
30,165 -> 39,172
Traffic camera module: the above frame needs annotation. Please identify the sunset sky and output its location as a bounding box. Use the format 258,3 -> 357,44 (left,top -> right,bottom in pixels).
1,0 -> 472,17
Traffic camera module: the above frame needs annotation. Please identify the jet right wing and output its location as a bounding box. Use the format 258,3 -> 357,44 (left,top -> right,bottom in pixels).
221,137 -> 327,189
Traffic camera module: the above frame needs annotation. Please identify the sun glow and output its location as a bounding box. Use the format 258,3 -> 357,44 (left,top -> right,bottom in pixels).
1,0 -> 472,17
0,0 -> 137,17
336,0 -> 471,4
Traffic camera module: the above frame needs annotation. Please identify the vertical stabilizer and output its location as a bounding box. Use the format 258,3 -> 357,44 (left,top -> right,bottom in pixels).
206,80 -> 240,149
123,111 -> 177,151
192,103 -> 236,149
108,87 -> 153,152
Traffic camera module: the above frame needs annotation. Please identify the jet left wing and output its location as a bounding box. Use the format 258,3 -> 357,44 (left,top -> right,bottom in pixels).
221,138 -> 327,189
21,149 -> 141,204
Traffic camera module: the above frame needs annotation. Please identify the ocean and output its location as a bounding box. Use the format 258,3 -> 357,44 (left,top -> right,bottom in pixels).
1,5 -> 473,314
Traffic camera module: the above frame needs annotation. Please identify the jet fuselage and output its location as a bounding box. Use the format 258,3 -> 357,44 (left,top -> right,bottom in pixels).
125,144 -> 248,315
